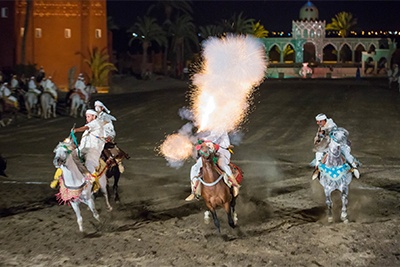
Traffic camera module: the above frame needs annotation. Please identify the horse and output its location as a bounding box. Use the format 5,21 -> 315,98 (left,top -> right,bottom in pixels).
387,67 -> 400,92
52,135 -> 112,231
70,85 -> 97,118
196,142 -> 241,233
40,92 -> 56,119
101,142 -> 130,202
24,91 -> 39,119
316,128 -> 355,223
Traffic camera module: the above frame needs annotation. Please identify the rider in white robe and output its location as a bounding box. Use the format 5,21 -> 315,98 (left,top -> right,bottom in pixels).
0,82 -> 18,107
28,77 -> 41,95
75,77 -> 88,102
10,75 -> 19,90
95,100 -> 116,141
313,113 -> 359,179
185,130 -> 240,201
44,76 -> 58,100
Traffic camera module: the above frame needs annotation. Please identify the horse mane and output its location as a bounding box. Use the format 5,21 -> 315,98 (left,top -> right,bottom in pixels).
330,127 -> 349,145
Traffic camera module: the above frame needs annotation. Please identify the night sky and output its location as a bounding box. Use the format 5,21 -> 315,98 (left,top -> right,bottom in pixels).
107,0 -> 399,32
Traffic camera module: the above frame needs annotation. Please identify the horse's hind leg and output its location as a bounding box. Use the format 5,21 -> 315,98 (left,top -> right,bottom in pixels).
340,187 -> 349,223
86,198 -> 100,222
70,202 -> 84,232
230,195 -> 238,225
99,174 -> 112,211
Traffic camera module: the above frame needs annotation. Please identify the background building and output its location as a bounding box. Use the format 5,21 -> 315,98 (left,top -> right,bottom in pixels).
261,1 -> 397,78
0,0 -> 108,90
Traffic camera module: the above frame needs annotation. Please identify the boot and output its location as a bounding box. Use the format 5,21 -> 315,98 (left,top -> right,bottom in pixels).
351,162 -> 360,179
232,186 -> 239,197
185,180 -> 200,201
228,175 -> 241,188
312,168 -> 320,180
50,168 -> 63,188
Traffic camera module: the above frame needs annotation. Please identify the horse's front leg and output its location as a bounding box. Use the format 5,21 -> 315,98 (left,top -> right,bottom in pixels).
210,209 -> 221,233
230,196 -> 238,226
112,166 -> 121,202
340,186 -> 349,223
70,201 -> 84,232
324,189 -> 333,223
224,202 -> 235,229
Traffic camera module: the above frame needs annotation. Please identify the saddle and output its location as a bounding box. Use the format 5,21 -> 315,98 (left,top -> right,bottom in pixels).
213,162 -> 243,186
101,142 -> 130,168
69,90 -> 86,101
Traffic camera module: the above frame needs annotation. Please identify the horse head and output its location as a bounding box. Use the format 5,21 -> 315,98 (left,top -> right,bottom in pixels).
197,141 -> 218,161
53,136 -> 76,168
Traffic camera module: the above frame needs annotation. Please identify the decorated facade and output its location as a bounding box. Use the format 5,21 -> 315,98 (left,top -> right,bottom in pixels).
261,1 -> 396,78
0,0 -> 108,90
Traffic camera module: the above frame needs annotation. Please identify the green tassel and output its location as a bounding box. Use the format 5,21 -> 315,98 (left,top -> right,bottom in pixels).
213,157 -> 218,164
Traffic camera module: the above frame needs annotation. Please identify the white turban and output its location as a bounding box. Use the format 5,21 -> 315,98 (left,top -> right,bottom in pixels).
94,100 -> 110,114
86,109 -> 97,116
315,113 -> 327,121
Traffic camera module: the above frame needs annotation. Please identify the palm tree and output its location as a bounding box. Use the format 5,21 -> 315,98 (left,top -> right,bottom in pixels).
220,12 -> 254,35
169,14 -> 198,79
326,12 -> 357,37
252,21 -> 269,38
127,16 -> 167,77
147,0 -> 193,75
84,47 -> 117,87
198,24 -> 224,40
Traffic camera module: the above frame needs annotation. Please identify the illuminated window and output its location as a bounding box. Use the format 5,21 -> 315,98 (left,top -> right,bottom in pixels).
20,27 -> 25,37
1,7 -> 8,18
95,29 -> 101,38
65,28 -> 71,38
35,28 -> 42,38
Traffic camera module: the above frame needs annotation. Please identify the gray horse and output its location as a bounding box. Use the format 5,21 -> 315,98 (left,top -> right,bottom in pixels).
24,91 -> 39,119
40,92 -> 56,119
317,127 -> 357,223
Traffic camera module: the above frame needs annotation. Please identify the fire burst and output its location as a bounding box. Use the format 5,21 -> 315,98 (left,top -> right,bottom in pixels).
159,34 -> 267,167
191,34 -> 267,133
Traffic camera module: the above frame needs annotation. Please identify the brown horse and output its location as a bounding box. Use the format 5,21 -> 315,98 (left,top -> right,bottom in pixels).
198,142 -> 239,233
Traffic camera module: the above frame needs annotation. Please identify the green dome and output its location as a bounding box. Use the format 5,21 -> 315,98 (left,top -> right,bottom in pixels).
299,1 -> 319,20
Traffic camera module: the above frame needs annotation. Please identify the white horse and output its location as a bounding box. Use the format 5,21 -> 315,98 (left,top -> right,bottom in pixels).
316,128 -> 358,223
387,67 -> 400,91
70,85 -> 97,118
53,136 -> 112,232
40,92 -> 56,119
24,91 -> 39,119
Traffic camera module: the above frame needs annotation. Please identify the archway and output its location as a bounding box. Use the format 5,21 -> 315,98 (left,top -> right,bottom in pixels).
283,44 -> 295,63
323,44 -> 336,62
303,42 -> 315,63
354,44 -> 365,63
269,45 -> 280,63
339,44 -> 352,63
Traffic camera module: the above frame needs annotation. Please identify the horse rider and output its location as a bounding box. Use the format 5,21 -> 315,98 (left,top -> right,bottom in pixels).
388,63 -> 399,88
10,75 -> 19,90
95,100 -> 116,142
185,130 -> 240,201
28,76 -> 41,95
312,113 -> 360,180
36,66 -> 45,83
44,76 -> 58,101
75,76 -> 89,102
0,82 -> 19,108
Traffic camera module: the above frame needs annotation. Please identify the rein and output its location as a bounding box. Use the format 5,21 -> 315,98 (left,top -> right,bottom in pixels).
194,174 -> 224,187
70,130 -> 82,161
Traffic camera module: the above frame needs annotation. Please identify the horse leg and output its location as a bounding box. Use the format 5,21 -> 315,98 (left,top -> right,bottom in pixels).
112,166 -> 121,202
325,190 -> 333,223
340,187 -> 349,223
99,173 -> 112,211
210,209 -> 221,233
204,211 -> 211,224
70,202 -> 84,232
230,196 -> 238,225
224,201 -> 235,229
